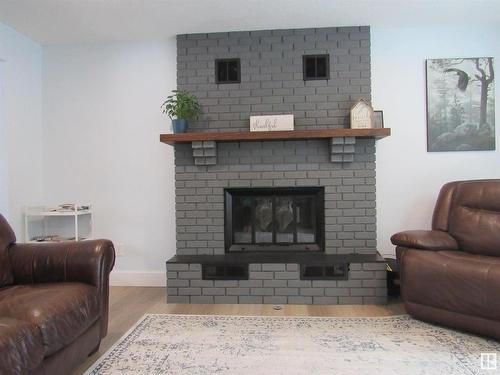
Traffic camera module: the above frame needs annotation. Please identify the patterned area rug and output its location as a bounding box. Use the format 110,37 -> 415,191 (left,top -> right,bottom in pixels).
85,314 -> 500,375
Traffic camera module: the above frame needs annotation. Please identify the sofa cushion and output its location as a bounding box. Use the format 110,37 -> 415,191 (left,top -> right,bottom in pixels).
0,282 -> 100,356
402,250 -> 500,321
0,214 -> 16,287
448,180 -> 500,256
0,317 -> 45,375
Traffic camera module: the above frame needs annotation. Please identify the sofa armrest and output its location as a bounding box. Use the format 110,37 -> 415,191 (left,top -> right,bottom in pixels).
8,240 -> 115,337
390,230 -> 459,251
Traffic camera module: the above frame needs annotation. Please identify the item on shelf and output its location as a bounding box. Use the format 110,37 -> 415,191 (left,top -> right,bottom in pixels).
249,114 -> 294,132
50,203 -> 90,212
350,99 -> 375,129
373,110 -> 384,129
31,235 -> 65,242
67,236 -> 86,241
161,90 -> 201,134
25,204 -> 93,243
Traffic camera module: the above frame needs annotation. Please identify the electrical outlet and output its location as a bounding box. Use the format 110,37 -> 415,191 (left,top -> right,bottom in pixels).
114,242 -> 125,257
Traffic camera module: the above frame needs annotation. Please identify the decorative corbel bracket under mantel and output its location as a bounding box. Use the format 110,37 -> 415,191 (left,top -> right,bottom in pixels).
192,140 -> 217,166
330,136 -> 356,163
160,128 -> 390,165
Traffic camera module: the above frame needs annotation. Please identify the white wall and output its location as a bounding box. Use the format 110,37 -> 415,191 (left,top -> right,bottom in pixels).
0,22 -> 43,234
0,61 -> 8,216
372,26 -> 500,257
42,41 -> 177,284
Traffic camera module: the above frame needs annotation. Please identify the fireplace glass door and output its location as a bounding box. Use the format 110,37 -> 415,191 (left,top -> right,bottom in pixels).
225,187 -> 324,252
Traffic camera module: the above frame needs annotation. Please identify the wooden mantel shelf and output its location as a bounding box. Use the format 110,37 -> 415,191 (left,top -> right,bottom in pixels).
160,128 -> 390,145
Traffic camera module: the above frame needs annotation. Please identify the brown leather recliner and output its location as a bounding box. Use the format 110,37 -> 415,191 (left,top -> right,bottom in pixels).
391,179 -> 500,340
0,214 -> 115,375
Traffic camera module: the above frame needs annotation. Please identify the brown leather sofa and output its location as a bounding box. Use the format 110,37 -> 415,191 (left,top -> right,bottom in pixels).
391,179 -> 500,340
0,214 -> 115,375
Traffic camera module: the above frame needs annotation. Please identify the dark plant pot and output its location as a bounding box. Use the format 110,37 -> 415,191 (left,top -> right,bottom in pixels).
172,119 -> 188,133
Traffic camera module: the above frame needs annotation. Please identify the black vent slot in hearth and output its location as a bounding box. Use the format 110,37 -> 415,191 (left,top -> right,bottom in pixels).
215,58 -> 241,84
303,54 -> 330,80
202,264 -> 248,280
301,264 -> 348,280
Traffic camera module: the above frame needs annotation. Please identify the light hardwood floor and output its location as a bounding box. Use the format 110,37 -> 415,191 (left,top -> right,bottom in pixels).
75,286 -> 405,374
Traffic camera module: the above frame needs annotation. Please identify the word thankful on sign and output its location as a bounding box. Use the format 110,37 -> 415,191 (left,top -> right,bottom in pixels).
249,115 -> 294,132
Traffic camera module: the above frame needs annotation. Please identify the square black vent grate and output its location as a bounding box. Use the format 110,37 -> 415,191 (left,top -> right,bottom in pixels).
303,54 -> 330,80
215,58 -> 241,84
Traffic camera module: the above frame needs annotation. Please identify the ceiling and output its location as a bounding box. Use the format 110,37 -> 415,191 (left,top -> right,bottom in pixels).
0,0 -> 499,45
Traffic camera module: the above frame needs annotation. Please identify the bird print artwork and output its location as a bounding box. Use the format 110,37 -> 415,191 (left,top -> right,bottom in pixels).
426,57 -> 495,152
444,68 -> 470,91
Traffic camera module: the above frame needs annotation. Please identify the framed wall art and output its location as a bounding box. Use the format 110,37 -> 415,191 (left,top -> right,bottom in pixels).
426,57 -> 495,152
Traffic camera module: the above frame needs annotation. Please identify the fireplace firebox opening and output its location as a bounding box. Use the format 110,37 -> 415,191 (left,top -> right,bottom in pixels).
224,187 -> 324,252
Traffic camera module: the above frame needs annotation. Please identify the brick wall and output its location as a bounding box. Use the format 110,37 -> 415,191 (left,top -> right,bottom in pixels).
167,262 -> 386,305
177,26 -> 370,132
175,139 -> 376,256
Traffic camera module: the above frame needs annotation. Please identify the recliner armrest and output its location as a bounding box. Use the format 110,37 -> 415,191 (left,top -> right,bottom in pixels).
390,230 -> 459,251
8,240 -> 115,286
8,240 -> 115,337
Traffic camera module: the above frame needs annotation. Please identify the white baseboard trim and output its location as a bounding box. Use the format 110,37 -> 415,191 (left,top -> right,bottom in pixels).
110,271 -> 166,287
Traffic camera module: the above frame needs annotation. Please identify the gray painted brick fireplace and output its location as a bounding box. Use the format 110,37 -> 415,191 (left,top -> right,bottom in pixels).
166,26 -> 387,305
177,27 -> 371,131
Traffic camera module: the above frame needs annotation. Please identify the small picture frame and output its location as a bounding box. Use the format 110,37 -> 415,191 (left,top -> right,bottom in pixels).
373,111 -> 384,128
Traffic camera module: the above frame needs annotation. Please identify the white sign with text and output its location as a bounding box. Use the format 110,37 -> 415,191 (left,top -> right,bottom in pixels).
250,115 -> 294,132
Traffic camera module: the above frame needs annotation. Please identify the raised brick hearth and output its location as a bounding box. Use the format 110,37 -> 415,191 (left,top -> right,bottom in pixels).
165,26 -> 388,305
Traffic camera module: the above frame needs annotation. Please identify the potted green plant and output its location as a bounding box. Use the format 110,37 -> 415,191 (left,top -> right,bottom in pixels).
161,90 -> 201,133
